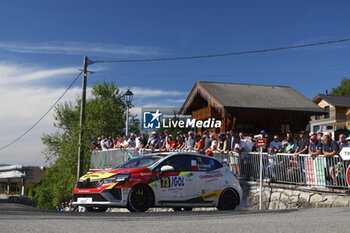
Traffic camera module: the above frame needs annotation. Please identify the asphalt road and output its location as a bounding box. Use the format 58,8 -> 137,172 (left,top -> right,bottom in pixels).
0,201 -> 349,233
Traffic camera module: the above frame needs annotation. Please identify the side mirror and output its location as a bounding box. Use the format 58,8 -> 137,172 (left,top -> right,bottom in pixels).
160,165 -> 174,174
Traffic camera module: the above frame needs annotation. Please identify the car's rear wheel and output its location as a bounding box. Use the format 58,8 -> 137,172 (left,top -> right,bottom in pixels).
217,188 -> 239,210
85,206 -> 108,212
127,184 -> 154,212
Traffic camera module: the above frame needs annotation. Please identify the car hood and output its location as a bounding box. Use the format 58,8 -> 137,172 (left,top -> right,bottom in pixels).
79,167 -> 151,181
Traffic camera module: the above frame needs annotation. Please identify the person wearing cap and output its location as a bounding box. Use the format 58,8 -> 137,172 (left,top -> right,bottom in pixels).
285,138 -> 295,153
294,131 -> 309,156
284,130 -> 295,145
316,130 -> 324,141
60,202 -> 66,211
158,133 -> 166,150
309,134 -> 322,158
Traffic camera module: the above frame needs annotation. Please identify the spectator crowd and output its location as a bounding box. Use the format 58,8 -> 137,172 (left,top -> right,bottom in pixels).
91,129 -> 350,187
92,129 -> 349,155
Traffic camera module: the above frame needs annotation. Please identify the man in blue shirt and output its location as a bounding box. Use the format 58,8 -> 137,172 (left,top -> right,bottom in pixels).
268,135 -> 283,153
322,134 -> 339,185
294,131 -> 309,183
309,134 -> 322,159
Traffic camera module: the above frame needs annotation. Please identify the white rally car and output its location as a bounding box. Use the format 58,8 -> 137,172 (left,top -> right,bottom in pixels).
73,152 -> 243,212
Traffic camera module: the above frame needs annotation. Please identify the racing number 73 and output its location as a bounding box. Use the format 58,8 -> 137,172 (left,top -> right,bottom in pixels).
161,177 -> 170,188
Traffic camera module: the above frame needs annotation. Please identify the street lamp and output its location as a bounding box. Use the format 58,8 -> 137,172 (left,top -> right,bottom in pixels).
124,89 -> 133,136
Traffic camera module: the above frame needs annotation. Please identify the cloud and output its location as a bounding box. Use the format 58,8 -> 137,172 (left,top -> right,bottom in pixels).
120,87 -> 187,97
0,41 -> 165,57
0,63 -> 79,86
165,98 -> 186,103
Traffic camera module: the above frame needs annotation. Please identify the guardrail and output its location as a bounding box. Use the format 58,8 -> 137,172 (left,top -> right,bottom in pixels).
90,149 -> 349,189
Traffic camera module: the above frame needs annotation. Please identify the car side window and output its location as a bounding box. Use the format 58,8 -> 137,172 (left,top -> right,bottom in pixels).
196,156 -> 222,171
156,155 -> 192,172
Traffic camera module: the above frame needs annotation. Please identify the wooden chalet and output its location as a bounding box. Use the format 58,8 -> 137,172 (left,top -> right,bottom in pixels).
179,81 -> 326,136
310,94 -> 350,138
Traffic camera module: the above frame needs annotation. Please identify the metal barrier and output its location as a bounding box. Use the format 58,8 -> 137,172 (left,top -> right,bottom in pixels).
233,152 -> 349,189
90,149 -> 349,189
90,149 -> 148,170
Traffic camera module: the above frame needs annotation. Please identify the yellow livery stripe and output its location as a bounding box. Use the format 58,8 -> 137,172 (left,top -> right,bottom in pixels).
80,172 -> 116,181
202,190 -> 222,200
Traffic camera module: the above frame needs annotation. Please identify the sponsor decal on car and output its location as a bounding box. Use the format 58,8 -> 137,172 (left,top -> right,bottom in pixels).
160,176 -> 185,188
201,190 -> 222,200
199,172 -> 223,180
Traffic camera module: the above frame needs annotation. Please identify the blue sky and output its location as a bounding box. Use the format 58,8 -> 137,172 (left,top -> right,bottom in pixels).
1,0 -> 350,165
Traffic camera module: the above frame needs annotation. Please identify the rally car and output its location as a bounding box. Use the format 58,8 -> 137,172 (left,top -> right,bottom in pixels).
73,152 -> 243,212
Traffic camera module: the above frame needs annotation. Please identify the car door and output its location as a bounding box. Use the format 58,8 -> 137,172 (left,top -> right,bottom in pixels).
154,155 -> 196,204
194,156 -> 224,202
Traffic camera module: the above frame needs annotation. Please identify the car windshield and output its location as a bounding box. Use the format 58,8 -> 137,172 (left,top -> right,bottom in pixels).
114,156 -> 163,169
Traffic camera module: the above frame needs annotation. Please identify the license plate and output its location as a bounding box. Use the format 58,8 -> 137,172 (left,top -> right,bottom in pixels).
77,197 -> 92,203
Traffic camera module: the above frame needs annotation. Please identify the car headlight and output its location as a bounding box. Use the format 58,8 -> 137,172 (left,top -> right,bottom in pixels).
103,174 -> 130,183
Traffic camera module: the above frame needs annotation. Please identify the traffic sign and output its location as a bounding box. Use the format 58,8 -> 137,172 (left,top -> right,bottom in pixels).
256,138 -> 266,147
347,166 -> 350,186
339,147 -> 350,161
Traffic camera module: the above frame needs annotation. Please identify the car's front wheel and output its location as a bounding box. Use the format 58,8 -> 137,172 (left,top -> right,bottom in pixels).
217,188 -> 239,210
127,184 -> 154,212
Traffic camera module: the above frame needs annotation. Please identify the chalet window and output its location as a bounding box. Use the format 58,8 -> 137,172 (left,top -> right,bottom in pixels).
281,124 -> 290,133
324,106 -> 330,119
313,125 -> 320,133
315,115 -> 320,120
326,125 -> 333,130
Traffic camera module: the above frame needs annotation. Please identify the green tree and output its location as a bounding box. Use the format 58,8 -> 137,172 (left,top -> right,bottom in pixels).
330,77 -> 350,96
34,81 -> 137,209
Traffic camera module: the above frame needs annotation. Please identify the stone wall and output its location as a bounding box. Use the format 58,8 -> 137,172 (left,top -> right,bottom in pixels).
240,181 -> 350,210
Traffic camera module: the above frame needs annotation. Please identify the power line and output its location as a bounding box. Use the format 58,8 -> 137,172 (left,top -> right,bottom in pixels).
96,67 -> 349,78
89,38 -> 350,64
0,71 -> 83,151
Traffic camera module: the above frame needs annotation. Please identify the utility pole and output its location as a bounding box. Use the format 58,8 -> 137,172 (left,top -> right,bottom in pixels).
77,56 -> 88,181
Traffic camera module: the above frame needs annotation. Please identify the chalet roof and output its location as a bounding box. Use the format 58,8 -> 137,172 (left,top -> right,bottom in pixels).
313,94 -> 350,107
180,81 -> 325,114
